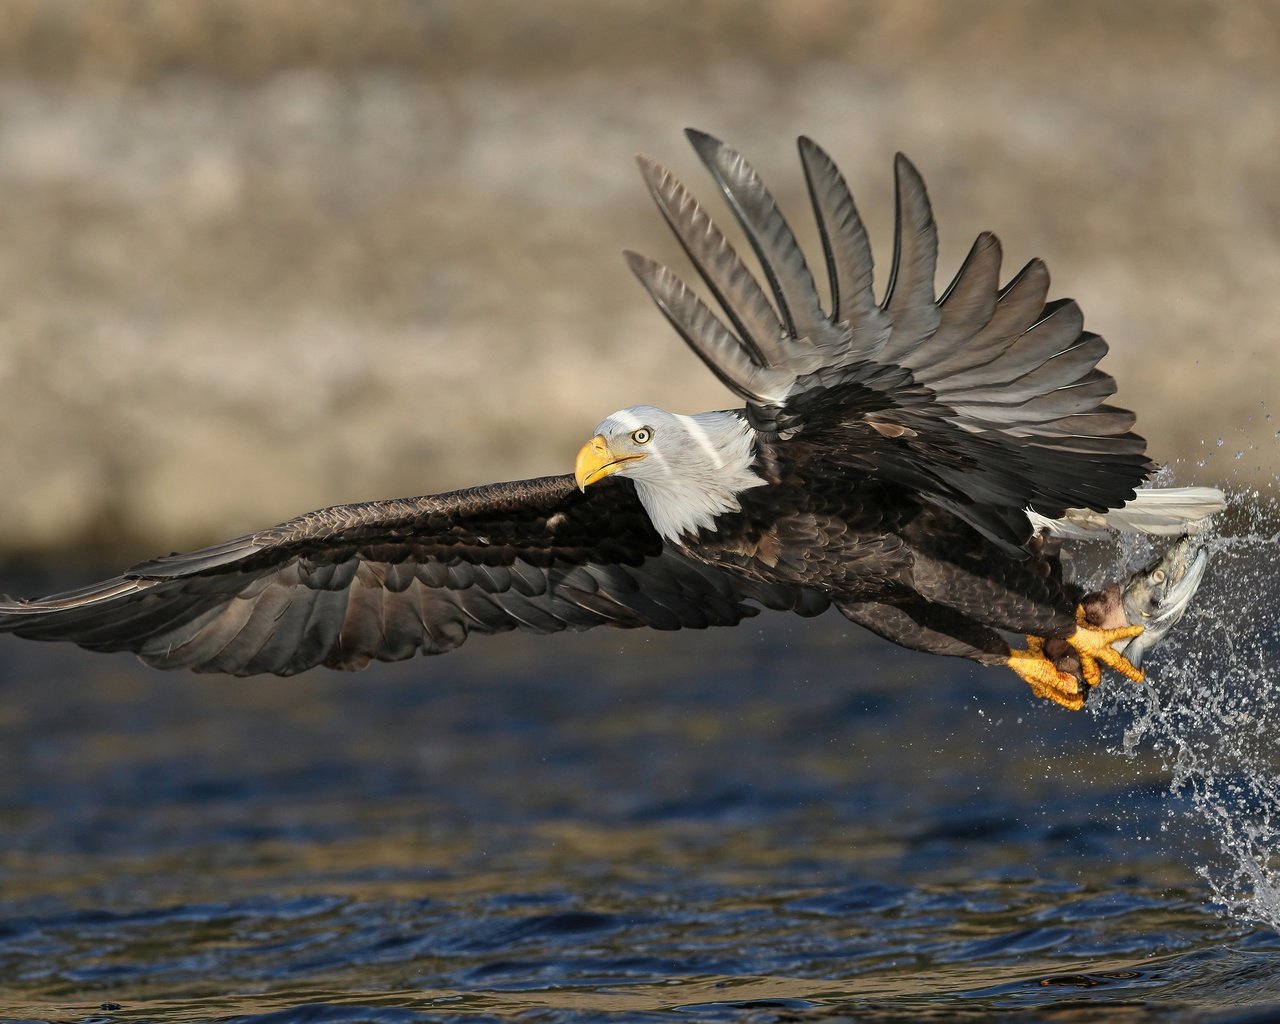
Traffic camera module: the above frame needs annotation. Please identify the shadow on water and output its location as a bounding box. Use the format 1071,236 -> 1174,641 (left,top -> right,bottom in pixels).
1,494 -> 1279,1021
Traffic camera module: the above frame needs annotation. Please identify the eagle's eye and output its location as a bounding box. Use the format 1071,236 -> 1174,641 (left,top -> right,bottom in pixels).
631,427 -> 653,445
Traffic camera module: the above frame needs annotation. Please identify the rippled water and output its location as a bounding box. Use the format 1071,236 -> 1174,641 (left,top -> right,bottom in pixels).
2,503 -> 1279,1021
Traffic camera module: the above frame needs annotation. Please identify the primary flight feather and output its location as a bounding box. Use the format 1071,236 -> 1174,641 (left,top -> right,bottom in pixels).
0,131 -> 1223,708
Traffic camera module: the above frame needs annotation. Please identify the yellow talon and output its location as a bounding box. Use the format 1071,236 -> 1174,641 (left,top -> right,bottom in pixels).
1006,605 -> 1147,710
1068,605 -> 1145,686
1006,639 -> 1086,711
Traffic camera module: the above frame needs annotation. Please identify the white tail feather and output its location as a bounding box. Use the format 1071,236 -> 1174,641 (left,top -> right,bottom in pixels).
1028,486 -> 1226,540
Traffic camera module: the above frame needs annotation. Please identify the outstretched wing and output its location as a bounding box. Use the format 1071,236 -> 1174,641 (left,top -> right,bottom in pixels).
0,476 -> 826,675
627,130 -> 1153,552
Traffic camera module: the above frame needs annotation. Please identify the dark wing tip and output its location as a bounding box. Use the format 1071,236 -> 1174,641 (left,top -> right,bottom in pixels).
893,151 -> 921,178
796,134 -> 823,158
891,154 -> 933,219
891,154 -> 933,226
684,126 -> 720,150
969,229 -> 1004,272
622,248 -> 654,276
685,128 -> 741,178
995,256 -> 1050,302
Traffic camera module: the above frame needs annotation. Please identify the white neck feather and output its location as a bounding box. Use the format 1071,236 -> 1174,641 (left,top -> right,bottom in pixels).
630,411 -> 766,542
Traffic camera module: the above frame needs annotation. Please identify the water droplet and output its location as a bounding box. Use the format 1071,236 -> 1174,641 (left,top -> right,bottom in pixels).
1099,484 -> 1280,928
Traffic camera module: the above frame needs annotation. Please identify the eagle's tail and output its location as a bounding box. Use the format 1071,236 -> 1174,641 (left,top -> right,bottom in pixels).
1027,486 -> 1226,540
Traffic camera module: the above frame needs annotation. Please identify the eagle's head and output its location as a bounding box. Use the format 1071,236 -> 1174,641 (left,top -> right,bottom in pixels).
574,405 -> 766,542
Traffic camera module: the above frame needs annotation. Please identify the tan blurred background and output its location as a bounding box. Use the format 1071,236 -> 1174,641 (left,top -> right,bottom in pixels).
0,0 -> 1275,563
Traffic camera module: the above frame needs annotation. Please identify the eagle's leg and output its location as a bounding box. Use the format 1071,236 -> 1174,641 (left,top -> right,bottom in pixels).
837,596 -> 1014,665
1065,604 -> 1145,687
837,595 -> 1092,701
837,593 -> 1143,712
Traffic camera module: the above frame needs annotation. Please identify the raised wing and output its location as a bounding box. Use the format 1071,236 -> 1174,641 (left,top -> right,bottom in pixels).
0,476 -> 826,675
627,130 -> 1153,552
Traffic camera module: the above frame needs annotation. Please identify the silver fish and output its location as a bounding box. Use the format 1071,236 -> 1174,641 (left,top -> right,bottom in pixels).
1118,536 -> 1210,668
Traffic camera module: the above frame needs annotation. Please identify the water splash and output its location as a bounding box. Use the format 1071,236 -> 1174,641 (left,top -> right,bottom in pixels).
1090,473 -> 1280,927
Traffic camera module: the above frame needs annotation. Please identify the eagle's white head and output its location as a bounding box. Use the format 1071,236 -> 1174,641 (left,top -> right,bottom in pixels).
574,405 -> 767,542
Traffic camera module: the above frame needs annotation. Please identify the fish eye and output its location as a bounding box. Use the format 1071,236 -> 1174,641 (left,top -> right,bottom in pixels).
631,427 -> 653,445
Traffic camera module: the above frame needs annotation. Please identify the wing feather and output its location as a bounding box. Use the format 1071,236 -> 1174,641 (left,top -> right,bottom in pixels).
923,231 -> 1002,367
635,155 -> 787,366
797,135 -> 888,349
928,258 -> 1051,387
623,251 -> 792,404
685,128 -> 836,347
236,584 -> 327,675
877,154 -> 941,364
631,131 -> 1154,550
0,476 -> 825,673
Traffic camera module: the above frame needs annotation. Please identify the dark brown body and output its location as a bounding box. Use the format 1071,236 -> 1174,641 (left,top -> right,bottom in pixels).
689,438 -> 1082,671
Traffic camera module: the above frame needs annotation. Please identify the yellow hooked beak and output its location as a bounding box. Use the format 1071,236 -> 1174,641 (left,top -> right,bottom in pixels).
574,434 -> 645,490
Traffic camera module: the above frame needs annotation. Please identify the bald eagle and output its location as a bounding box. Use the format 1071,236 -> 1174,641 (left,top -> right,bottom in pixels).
0,131 -> 1222,709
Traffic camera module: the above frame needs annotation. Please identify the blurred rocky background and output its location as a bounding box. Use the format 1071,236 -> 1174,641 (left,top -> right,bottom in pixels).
0,0 -> 1275,563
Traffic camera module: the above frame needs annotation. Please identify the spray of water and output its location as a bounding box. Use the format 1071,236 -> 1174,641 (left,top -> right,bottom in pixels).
1088,439 -> 1280,926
